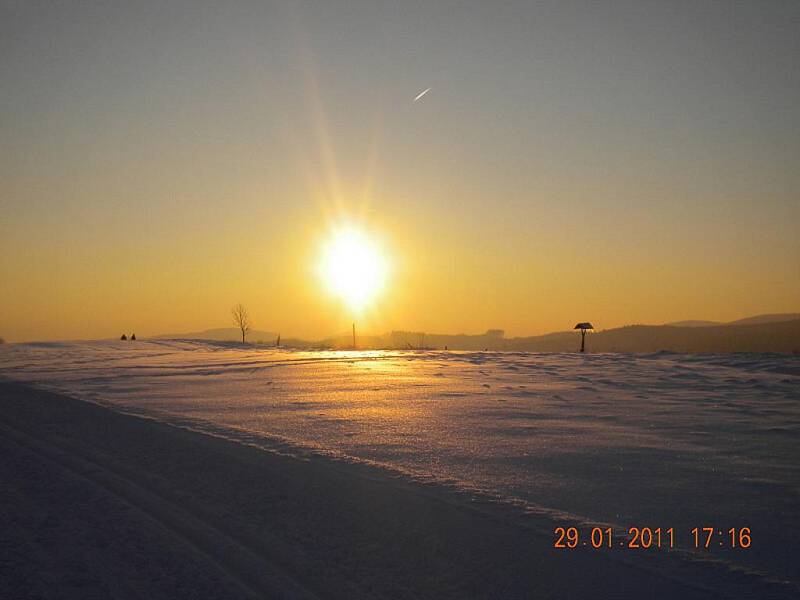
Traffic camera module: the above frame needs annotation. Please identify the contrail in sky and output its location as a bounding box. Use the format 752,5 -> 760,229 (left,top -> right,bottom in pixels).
413,87 -> 431,102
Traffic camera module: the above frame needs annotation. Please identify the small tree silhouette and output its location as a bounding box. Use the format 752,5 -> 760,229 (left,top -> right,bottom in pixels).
231,303 -> 251,343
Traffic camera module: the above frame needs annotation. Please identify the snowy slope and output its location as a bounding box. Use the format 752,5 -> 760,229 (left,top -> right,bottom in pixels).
1,340 -> 798,585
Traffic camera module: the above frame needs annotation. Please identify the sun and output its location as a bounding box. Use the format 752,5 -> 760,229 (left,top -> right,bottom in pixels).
319,226 -> 388,312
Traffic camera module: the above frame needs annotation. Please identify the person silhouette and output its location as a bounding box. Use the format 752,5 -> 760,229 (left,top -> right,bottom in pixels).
120,334 -> 127,341
131,333 -> 136,341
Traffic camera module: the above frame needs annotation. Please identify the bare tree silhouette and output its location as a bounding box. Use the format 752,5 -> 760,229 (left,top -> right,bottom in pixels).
231,303 -> 251,343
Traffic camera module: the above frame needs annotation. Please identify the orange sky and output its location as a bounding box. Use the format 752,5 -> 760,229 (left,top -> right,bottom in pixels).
1,2 -> 798,342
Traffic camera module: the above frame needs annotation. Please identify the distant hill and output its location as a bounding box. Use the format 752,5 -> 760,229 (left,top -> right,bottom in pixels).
339,321 -> 800,353
384,317 -> 800,353
151,328 -> 278,343
726,313 -> 800,326
664,320 -> 721,328
665,313 -> 799,328
506,320 -> 800,354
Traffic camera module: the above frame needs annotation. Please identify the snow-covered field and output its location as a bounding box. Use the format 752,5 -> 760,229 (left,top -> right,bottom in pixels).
1,340 -> 798,586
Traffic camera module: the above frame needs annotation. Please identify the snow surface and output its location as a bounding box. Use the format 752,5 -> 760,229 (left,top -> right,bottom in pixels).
1,340 -> 798,583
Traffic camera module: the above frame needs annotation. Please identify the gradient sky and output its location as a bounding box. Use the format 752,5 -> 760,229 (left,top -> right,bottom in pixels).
1,0 -> 798,342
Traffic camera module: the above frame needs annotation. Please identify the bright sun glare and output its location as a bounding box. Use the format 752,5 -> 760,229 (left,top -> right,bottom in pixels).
320,227 -> 387,312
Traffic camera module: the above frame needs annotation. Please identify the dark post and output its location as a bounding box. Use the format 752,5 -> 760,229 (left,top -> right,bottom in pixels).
580,329 -> 586,352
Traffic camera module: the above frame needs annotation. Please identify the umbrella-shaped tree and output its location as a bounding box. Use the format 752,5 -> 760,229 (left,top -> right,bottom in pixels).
574,322 -> 594,352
